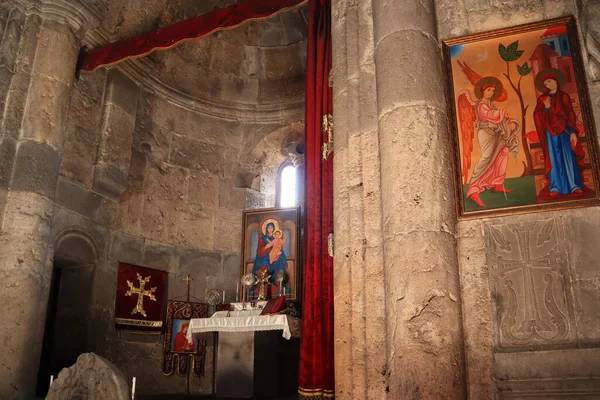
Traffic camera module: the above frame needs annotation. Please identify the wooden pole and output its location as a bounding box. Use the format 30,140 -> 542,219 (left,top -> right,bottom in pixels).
183,274 -> 193,395
184,274 -> 192,303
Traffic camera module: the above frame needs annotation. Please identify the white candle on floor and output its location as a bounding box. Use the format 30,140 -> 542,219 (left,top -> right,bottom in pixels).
49,375 -> 53,387
131,377 -> 136,400
223,290 -> 225,303
236,282 -> 239,301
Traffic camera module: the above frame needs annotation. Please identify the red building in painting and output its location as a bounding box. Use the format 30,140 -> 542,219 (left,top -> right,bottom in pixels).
529,26 -> 577,95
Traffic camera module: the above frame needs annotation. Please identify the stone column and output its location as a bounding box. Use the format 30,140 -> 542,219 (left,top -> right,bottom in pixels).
0,1 -> 97,398
93,69 -> 139,201
371,0 -> 466,398
332,0 -> 387,398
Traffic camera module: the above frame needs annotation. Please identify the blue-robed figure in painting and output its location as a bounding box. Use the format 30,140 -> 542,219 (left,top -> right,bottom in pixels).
252,220 -> 289,294
534,68 -> 591,201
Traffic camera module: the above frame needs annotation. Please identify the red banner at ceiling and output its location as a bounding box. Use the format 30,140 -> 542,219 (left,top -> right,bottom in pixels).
78,0 -> 308,73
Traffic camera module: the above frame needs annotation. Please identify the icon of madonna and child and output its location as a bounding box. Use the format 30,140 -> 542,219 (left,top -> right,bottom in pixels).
449,25 -> 599,216
242,210 -> 298,300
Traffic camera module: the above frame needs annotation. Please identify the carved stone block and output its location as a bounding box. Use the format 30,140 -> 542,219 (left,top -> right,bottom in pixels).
485,218 -> 575,348
0,15 -> 24,74
92,163 -> 128,201
55,178 -> 117,226
0,136 -> 16,189
170,133 -> 225,174
11,140 -> 60,197
46,353 -> 129,400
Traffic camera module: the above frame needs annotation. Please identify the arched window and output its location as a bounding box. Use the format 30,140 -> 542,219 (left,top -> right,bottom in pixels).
277,162 -> 298,208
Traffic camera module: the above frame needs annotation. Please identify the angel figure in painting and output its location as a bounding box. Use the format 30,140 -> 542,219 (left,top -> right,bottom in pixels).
533,68 -> 587,200
457,62 -> 520,208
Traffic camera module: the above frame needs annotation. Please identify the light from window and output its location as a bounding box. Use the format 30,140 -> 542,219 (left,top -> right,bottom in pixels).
280,165 -> 297,207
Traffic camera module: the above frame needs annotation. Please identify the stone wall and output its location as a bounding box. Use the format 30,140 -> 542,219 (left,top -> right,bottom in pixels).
435,0 -> 600,398
46,66 -> 303,396
0,1 -> 305,398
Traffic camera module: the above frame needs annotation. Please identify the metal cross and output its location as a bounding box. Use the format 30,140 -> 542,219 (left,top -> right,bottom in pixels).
125,273 -> 157,317
255,269 -> 271,300
184,274 -> 193,302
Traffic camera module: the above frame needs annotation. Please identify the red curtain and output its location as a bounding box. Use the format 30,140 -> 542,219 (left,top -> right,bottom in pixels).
77,0 -> 308,73
299,0 -> 334,398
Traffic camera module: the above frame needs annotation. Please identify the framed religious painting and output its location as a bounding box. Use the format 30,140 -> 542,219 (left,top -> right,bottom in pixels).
240,206 -> 301,302
162,300 -> 208,376
443,16 -> 600,219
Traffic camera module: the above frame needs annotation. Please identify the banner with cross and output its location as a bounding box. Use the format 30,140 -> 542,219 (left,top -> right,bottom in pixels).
115,262 -> 167,332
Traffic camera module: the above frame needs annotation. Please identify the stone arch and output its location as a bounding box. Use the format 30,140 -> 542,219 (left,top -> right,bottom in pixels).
37,229 -> 99,397
53,229 -> 100,267
245,122 -> 305,204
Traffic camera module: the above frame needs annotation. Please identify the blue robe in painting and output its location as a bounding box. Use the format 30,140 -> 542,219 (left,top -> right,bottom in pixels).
534,89 -> 585,197
252,235 -> 288,278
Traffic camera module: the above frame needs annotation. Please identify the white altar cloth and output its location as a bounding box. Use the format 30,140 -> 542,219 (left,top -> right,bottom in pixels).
187,308 -> 300,341
230,301 -> 267,311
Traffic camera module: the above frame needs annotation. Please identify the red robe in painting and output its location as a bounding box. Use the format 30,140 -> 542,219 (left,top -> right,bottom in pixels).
174,325 -> 194,352
533,90 -> 591,201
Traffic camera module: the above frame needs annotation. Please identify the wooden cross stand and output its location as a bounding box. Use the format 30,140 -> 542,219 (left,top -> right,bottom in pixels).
183,274 -> 193,395
184,274 -> 193,303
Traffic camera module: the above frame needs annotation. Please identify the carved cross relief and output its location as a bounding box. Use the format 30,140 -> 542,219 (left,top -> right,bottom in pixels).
486,219 -> 573,347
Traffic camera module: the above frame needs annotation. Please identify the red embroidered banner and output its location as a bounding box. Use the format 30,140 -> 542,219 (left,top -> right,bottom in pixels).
78,0 -> 308,73
162,301 -> 209,377
115,263 -> 167,333
298,0 -> 335,398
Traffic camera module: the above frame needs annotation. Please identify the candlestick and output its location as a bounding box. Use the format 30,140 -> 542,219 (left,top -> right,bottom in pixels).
50,375 -> 54,387
132,377 -> 136,400
222,290 -> 225,303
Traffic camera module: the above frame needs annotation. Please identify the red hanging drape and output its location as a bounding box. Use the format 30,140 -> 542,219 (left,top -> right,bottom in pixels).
77,0 -> 308,73
298,0 -> 334,398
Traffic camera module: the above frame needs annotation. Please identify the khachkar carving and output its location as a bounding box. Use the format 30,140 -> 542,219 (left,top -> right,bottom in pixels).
486,219 -> 573,347
46,353 -> 129,400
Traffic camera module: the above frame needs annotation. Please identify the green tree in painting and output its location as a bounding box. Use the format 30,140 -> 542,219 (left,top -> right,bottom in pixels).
499,40 -> 534,176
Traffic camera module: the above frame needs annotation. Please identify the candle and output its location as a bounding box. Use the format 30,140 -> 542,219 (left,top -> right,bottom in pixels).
222,290 -> 225,303
132,377 -> 136,400
283,287 -> 286,296
236,282 -> 240,302
49,375 -> 54,387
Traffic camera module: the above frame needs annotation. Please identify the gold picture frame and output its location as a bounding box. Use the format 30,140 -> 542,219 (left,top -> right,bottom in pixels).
443,16 -> 600,219
240,207 -> 301,302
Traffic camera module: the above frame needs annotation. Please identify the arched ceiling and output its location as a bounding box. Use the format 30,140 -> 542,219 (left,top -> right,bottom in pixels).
81,0 -> 308,110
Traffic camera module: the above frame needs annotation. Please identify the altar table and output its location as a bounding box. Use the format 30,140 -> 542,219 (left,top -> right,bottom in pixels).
186,309 -> 301,341
187,306 -> 301,398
